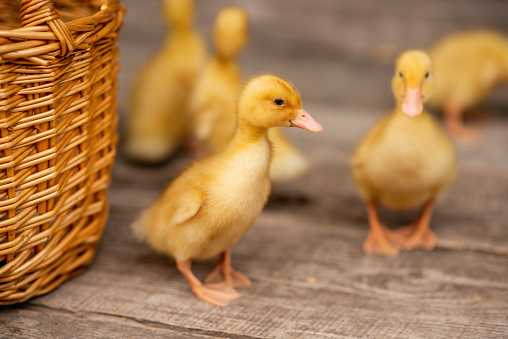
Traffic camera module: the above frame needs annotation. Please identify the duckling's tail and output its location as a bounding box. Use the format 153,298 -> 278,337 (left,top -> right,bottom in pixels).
131,209 -> 151,242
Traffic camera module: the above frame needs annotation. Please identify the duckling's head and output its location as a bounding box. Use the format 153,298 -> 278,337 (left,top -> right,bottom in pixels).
163,0 -> 194,29
213,7 -> 249,60
392,50 -> 434,118
237,74 -> 322,132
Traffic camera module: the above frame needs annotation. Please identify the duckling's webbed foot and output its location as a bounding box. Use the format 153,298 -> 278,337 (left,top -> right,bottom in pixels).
400,199 -> 437,251
363,201 -> 405,257
363,227 -> 404,257
193,284 -> 240,307
176,259 -> 240,307
205,249 -> 252,288
402,227 -> 436,251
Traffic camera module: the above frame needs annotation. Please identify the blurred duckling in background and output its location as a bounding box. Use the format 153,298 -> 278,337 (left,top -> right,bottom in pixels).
125,0 -> 207,164
190,7 -> 309,182
351,50 -> 457,257
189,7 -> 248,154
428,30 -> 508,140
268,128 -> 309,182
132,74 -> 323,307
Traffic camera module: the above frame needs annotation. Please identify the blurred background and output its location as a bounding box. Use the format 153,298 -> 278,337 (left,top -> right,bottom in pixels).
118,0 -> 508,115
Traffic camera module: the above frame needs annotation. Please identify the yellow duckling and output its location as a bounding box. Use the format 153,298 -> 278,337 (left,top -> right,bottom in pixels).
428,30 -> 508,140
351,50 -> 457,257
189,7 -> 248,154
132,74 -> 323,307
125,0 -> 207,164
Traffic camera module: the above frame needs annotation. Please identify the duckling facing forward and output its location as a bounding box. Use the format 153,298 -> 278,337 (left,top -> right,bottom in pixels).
125,0 -> 207,164
428,30 -> 508,140
133,74 -> 323,307
351,50 -> 457,257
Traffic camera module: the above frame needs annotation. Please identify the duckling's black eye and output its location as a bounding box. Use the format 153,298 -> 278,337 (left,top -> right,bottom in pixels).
274,98 -> 285,106
399,72 -> 403,78
425,71 -> 430,79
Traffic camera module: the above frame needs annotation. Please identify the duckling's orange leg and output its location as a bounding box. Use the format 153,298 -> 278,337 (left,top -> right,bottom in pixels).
204,249 -> 252,288
445,101 -> 477,141
176,260 -> 240,307
400,199 -> 437,251
363,201 -> 406,257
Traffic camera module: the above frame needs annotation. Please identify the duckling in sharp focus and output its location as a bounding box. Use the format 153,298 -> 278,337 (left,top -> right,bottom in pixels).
189,7 -> 248,154
428,30 -> 508,141
351,50 -> 457,257
125,0 -> 207,164
132,74 -> 323,307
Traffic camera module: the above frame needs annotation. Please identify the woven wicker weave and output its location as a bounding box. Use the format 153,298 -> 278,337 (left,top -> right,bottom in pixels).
0,0 -> 124,305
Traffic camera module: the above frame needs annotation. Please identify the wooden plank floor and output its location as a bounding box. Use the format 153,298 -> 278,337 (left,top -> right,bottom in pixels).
2,0 -> 508,338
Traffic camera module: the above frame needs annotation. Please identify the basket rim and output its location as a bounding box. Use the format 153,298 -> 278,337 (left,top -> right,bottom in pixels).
0,0 -> 124,66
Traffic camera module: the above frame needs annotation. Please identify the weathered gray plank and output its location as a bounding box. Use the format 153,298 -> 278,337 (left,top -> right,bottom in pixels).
24,199 -> 508,338
0,304 -> 256,339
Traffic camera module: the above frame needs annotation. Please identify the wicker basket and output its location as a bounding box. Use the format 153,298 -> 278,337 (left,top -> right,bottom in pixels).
0,0 -> 124,305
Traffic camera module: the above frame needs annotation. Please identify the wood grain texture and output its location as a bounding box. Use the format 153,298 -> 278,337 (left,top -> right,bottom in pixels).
0,304 -> 253,339
2,0 -> 508,337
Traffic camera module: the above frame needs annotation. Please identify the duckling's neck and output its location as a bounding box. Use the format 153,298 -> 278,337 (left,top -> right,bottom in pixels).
229,122 -> 268,148
164,28 -> 201,55
215,54 -> 236,64
221,122 -> 271,177
164,25 -> 192,45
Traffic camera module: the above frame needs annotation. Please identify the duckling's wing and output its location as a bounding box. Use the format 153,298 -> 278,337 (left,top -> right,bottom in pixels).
168,188 -> 204,225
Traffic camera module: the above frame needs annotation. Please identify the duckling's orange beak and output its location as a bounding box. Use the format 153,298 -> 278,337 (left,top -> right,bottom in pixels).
290,108 -> 323,133
402,87 -> 423,118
